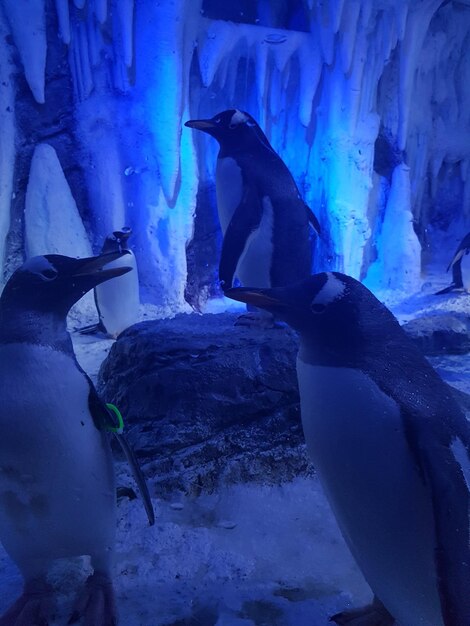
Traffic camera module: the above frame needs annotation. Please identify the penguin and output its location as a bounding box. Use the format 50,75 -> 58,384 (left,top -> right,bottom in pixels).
79,227 -> 140,338
435,231 -> 470,295
226,272 -> 470,626
185,110 -> 321,294
0,252 -> 153,626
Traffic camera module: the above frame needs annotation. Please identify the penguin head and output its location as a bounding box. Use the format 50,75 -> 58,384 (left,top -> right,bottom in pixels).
185,110 -> 271,154
101,227 -> 132,254
0,252 -> 132,317
226,273 -> 401,364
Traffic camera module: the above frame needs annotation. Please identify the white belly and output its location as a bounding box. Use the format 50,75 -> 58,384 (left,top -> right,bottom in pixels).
296,359 -> 444,626
0,344 -> 115,572
235,196 -> 274,288
95,251 -> 139,338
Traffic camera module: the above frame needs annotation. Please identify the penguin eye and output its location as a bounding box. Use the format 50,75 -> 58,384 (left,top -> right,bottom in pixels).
310,303 -> 326,314
39,268 -> 58,281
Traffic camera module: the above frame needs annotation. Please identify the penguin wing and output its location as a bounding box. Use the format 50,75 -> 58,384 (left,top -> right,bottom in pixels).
304,203 -> 321,235
404,403 -> 470,624
446,232 -> 470,271
219,185 -> 264,290
87,382 -> 155,526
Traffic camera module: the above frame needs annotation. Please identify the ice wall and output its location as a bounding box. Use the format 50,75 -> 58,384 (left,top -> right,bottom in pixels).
0,0 -> 468,307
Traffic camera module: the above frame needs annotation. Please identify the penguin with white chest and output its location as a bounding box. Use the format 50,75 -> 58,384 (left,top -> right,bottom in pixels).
0,251 -> 137,625
80,227 -> 140,338
185,110 -> 320,295
227,272 -> 470,626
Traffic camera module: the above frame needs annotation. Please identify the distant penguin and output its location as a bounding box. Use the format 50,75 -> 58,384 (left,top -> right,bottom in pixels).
227,273 -> 470,626
185,110 -> 321,293
0,252 -> 153,626
435,231 -> 470,295
80,227 -> 140,338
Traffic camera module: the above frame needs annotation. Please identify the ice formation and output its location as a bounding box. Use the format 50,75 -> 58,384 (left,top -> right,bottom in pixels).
0,0 -> 468,307
25,144 -> 92,258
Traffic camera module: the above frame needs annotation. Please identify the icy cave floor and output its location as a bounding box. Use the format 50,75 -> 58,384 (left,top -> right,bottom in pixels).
1,269 -> 470,626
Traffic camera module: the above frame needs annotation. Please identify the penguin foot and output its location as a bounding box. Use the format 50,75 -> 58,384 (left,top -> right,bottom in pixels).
330,596 -> 395,626
234,312 -> 277,328
0,579 -> 54,626
68,571 -> 117,626
434,283 -> 466,295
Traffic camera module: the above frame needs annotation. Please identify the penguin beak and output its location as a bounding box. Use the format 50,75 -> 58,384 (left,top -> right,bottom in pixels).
225,287 -> 287,311
185,119 -> 216,131
72,251 -> 132,283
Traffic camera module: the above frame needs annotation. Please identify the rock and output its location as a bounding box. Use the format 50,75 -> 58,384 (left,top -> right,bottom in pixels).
403,313 -> 470,355
98,313 -> 311,496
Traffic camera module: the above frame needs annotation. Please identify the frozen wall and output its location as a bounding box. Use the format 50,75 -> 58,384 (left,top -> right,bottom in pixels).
0,0 -> 468,309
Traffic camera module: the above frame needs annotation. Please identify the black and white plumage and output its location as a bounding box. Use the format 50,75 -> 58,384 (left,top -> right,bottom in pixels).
185,109 -> 320,291
435,232 -> 470,295
227,272 -> 470,626
79,227 -> 140,338
0,252 -> 153,626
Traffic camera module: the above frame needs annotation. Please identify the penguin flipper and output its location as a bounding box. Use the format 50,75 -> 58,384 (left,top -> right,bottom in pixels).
304,204 -> 321,235
86,383 -> 155,526
446,232 -> 470,271
219,188 -> 263,290
114,432 -> 155,526
446,248 -> 466,272
407,412 -> 470,625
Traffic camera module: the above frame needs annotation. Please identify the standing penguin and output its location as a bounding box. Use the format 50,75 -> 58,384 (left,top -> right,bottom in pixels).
185,110 -> 320,293
227,272 -> 470,626
80,227 -> 140,338
0,252 -> 135,625
435,231 -> 470,295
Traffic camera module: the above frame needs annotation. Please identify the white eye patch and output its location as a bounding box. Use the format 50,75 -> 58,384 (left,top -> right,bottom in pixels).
230,110 -> 256,127
311,272 -> 345,307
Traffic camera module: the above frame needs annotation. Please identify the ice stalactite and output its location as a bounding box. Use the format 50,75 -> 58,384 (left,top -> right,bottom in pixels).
364,163 -> 421,292
2,0 -> 46,103
54,0 -> 71,45
0,11 -> 15,286
25,144 -> 92,259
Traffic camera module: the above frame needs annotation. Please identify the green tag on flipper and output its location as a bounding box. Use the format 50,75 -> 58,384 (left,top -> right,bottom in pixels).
105,403 -> 124,434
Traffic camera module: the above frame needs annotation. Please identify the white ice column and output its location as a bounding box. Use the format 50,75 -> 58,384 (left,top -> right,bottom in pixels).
25,144 -> 92,259
364,163 -> 421,292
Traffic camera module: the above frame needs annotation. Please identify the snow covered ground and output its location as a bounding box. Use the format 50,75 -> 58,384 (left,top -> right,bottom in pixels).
1,269 -> 469,625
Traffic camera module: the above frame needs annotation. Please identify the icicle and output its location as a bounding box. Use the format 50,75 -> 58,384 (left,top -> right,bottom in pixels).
314,6 -> 335,66
92,0 -> 107,24
86,10 -> 102,67
25,144 -> 92,259
198,21 -> 239,87
271,31 -> 300,74
398,0 -> 442,150
329,0 -> 345,34
255,44 -> 269,119
339,1 -> 360,75
77,20 -> 94,98
115,0 -> 134,67
360,0 -> 373,31
394,2 -> 408,42
0,13 -> 15,285
54,0 -> 71,45
2,0 -> 46,103
298,37 -> 321,127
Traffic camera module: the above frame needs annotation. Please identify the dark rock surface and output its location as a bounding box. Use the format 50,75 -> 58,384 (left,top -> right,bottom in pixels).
403,313 -> 470,355
98,313 -> 311,496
